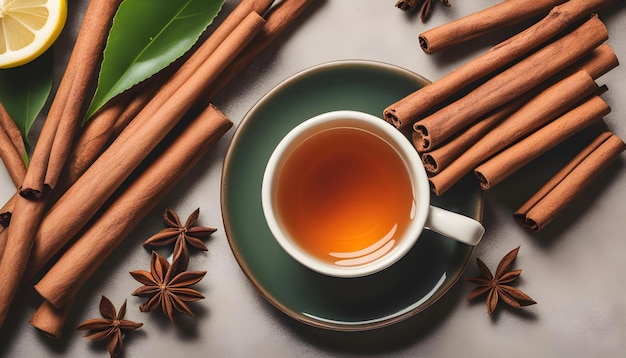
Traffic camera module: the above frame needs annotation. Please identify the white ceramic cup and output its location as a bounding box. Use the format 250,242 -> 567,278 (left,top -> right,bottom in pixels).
262,110 -> 484,278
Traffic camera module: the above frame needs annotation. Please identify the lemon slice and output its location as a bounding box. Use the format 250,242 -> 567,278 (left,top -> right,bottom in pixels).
0,0 -> 67,68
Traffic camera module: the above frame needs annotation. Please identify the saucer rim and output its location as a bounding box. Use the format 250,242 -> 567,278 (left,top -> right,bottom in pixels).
221,59 -> 482,331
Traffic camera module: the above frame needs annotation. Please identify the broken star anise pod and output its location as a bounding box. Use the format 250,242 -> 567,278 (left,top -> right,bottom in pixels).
421,0 -> 451,21
465,246 -> 536,314
77,295 -> 143,358
130,250 -> 206,323
395,0 -> 451,22
143,208 -> 216,260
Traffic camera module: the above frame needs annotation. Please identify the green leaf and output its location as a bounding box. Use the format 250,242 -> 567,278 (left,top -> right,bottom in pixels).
85,0 -> 224,121
0,49 -> 53,152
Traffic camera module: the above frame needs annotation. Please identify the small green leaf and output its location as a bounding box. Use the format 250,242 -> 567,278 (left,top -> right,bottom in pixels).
0,49 -> 53,151
85,0 -> 224,121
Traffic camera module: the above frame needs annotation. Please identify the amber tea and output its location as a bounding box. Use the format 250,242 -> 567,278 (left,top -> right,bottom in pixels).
275,126 -> 415,267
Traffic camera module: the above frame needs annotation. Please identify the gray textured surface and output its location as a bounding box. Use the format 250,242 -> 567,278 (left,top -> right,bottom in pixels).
2,0 -> 625,357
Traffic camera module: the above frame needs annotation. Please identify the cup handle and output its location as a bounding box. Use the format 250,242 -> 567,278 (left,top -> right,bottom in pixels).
425,205 -> 485,246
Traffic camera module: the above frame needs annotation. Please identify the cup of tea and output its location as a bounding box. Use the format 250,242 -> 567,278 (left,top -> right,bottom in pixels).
261,110 -> 484,278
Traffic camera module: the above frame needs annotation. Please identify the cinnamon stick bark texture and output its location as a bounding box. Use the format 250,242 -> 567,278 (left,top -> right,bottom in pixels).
429,70 -> 599,196
0,229 -> 7,264
0,103 -> 26,187
0,102 -> 27,164
0,193 -> 47,326
21,0 -> 123,198
474,95 -> 610,189
203,0 -> 320,102
419,0 -> 567,54
514,132 -> 625,232
0,0 -> 281,227
412,16 -> 608,152
55,0 -> 275,195
0,0 -> 123,328
420,45 -> 618,176
25,13 -> 265,281
29,297 -> 74,340
564,43 -> 619,81
420,94 -> 529,174
34,104 -> 232,311
138,0 -> 274,123
383,0 -> 617,130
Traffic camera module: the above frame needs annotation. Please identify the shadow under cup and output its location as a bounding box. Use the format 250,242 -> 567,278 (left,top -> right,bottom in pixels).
262,110 -> 453,278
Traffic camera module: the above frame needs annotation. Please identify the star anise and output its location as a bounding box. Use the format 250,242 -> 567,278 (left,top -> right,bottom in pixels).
420,0 -> 451,21
395,0 -> 451,21
130,250 -> 206,323
465,246 -> 536,314
143,208 -> 216,260
77,295 -> 142,358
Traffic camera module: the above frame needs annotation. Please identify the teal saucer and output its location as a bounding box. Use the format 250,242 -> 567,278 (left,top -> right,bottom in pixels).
221,60 -> 483,331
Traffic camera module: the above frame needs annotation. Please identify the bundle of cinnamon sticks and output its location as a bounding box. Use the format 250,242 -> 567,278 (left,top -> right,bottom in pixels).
0,0 -> 318,338
384,0 -> 624,231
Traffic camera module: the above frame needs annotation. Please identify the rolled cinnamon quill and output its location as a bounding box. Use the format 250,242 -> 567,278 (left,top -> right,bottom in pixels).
419,0 -> 567,54
421,94 -> 528,174
0,229 -> 6,264
0,1 -> 123,327
0,103 -> 26,187
0,0 -> 279,227
21,0 -> 123,198
514,132 -> 625,232
203,0 -> 319,102
412,16 -> 608,152
0,102 -> 27,165
475,95 -> 610,189
50,0 -> 275,206
29,297 -> 73,340
429,70 -> 599,196
422,44 -> 619,175
565,43 -> 619,81
24,12 -> 265,281
34,104 -> 231,317
383,0 -> 617,130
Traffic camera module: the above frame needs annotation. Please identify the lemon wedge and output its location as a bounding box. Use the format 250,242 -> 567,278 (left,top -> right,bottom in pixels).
0,0 -> 67,68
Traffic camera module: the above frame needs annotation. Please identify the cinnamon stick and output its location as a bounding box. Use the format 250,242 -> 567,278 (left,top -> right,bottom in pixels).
475,95 -> 610,189
0,193 -> 47,326
203,0 -> 319,102
0,0 -> 279,227
420,43 -> 619,175
0,102 -> 26,187
418,0 -> 568,54
412,16 -> 607,152
565,43 -> 619,81
21,0 -> 122,198
0,91 -> 138,229
0,102 -> 27,164
50,0 -> 273,196
29,296 -> 74,339
0,0 -> 122,327
383,0 -> 617,130
62,0 -> 276,183
34,105 -> 231,310
429,70 -> 599,196
514,132 -> 625,232
25,12 -> 265,281
420,94 -> 528,174
0,229 -> 6,264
